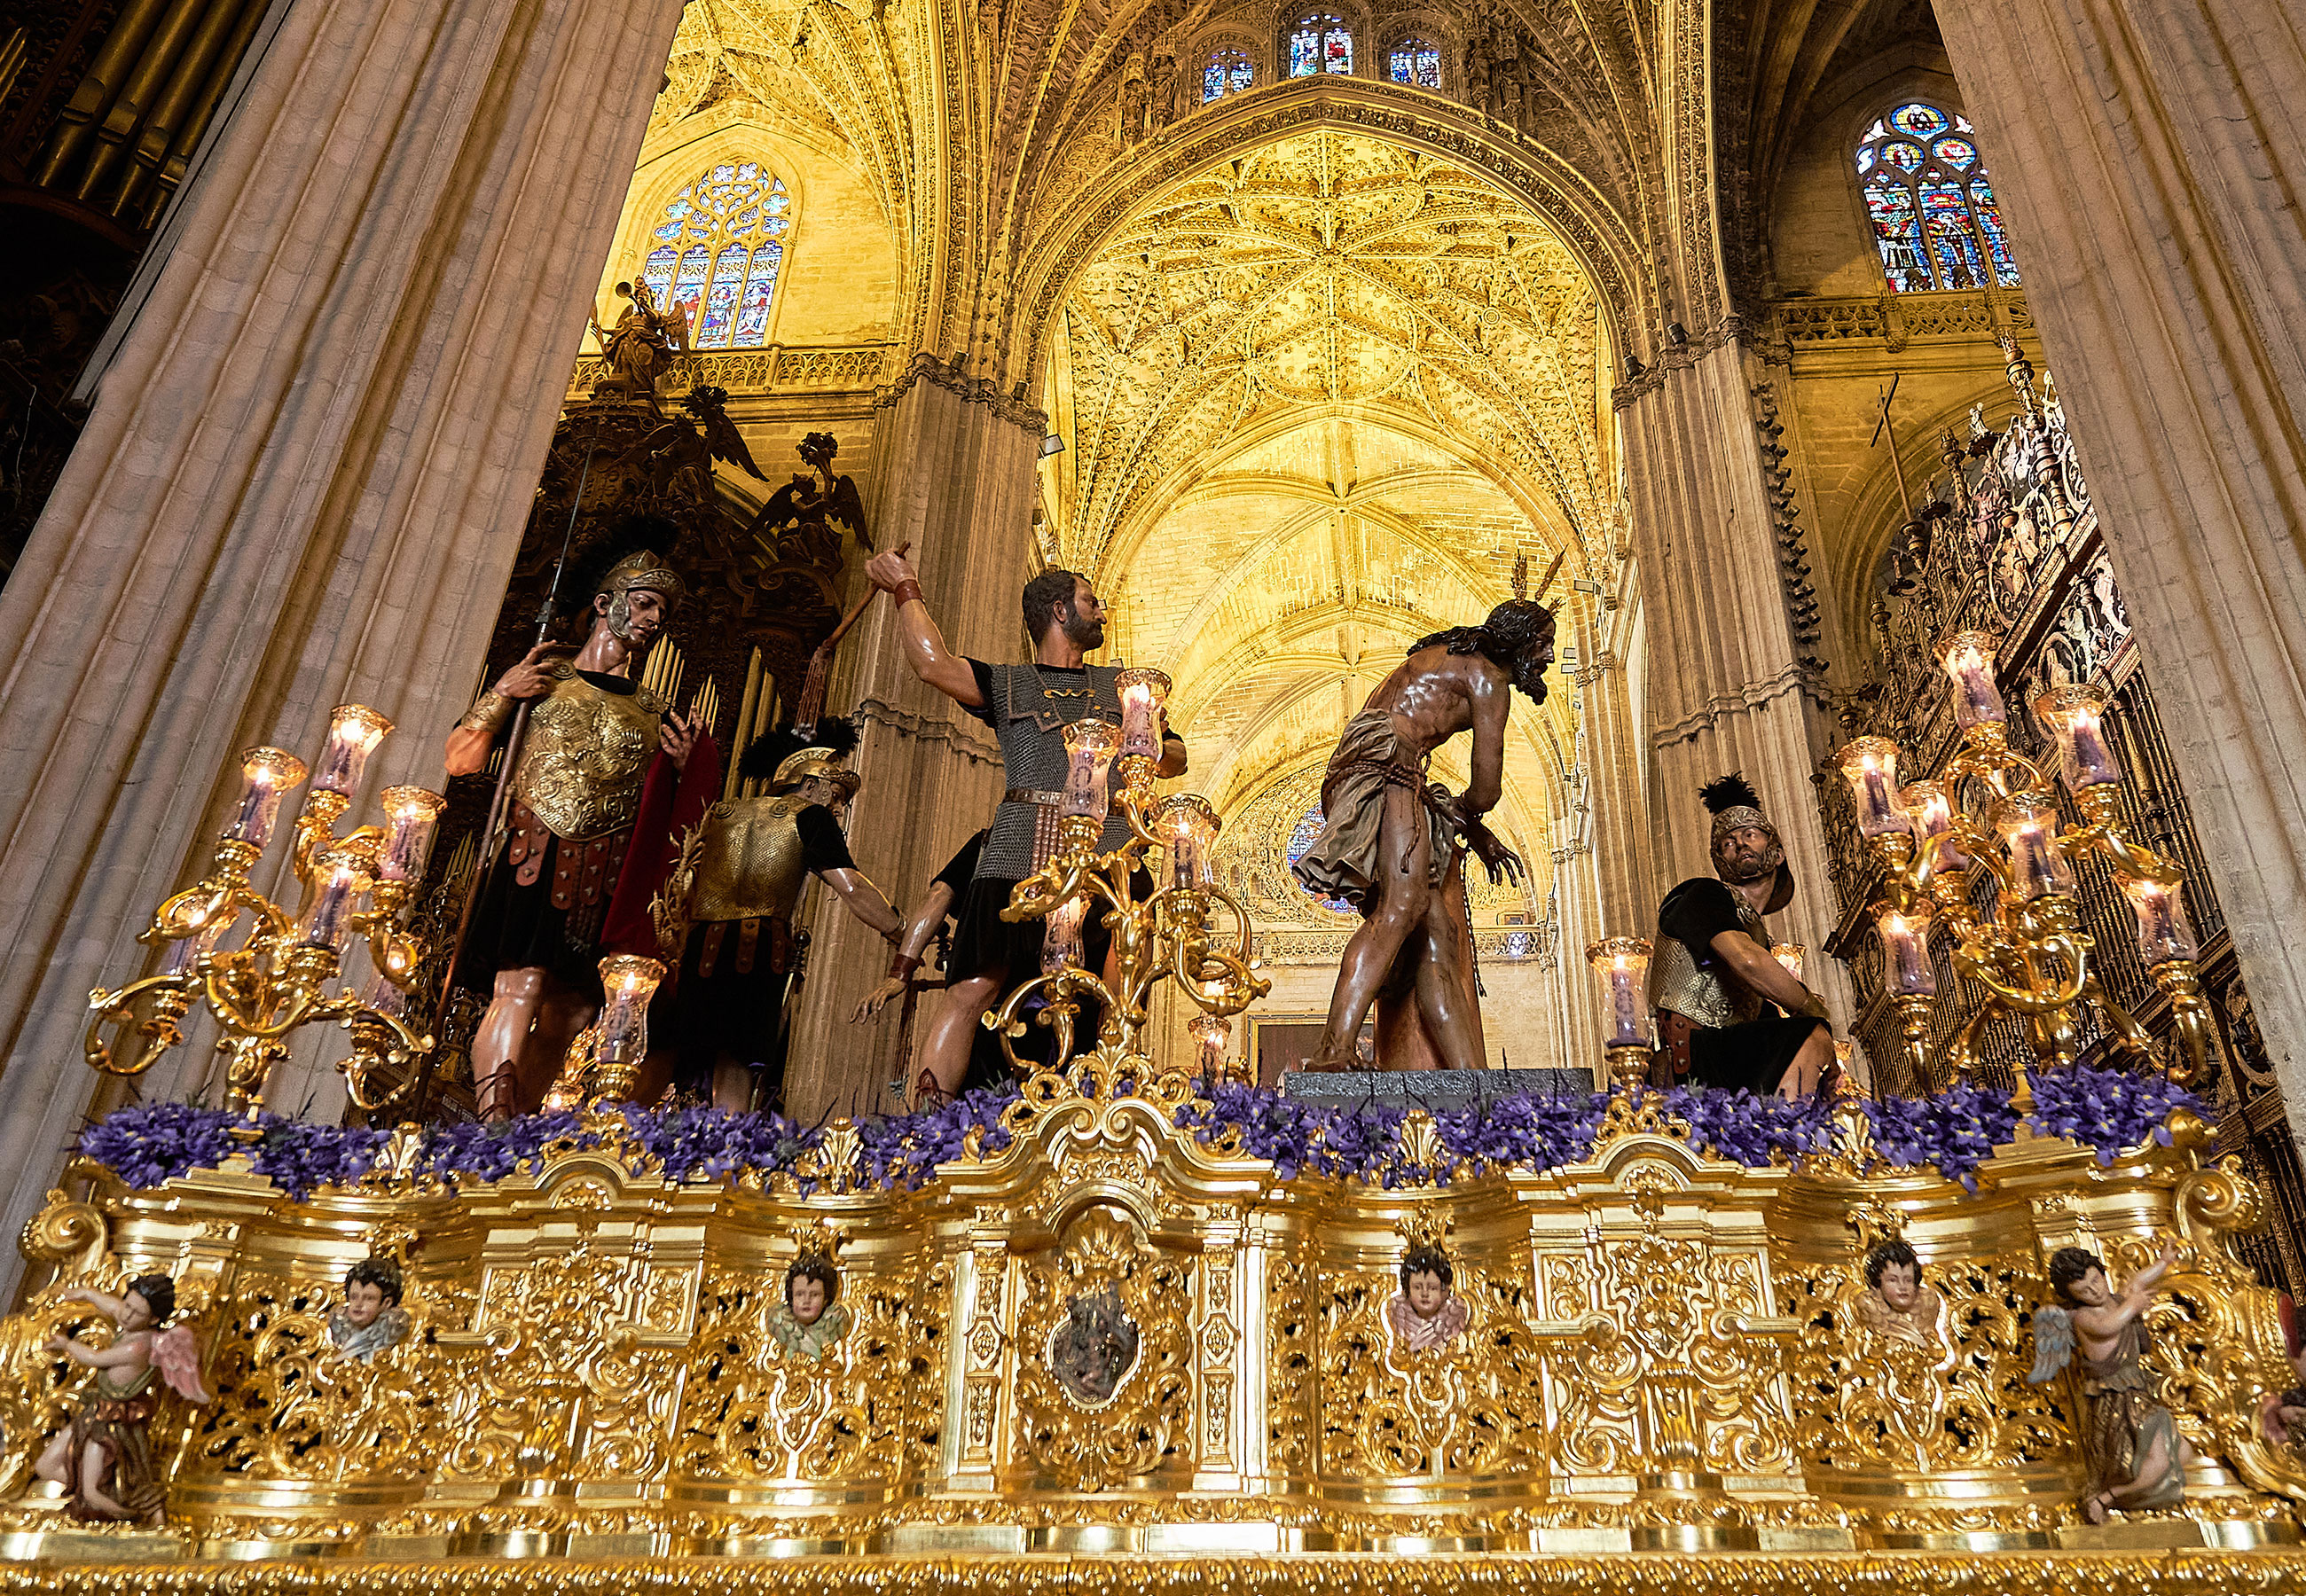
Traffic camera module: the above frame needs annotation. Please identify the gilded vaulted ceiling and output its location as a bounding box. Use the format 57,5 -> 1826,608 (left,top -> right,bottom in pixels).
642,0 -> 1678,371
1040,128 -> 1604,927
1045,129 -> 1612,571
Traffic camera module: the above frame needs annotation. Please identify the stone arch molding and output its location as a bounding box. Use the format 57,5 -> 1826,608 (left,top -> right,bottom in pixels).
1005,77 -> 1650,392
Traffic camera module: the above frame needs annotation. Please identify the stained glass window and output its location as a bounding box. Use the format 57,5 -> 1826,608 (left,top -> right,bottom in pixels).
1204,48 -> 1253,101
1854,102 -> 2020,293
1284,805 -> 1357,915
639,161 -> 791,349
1389,37 -> 1439,88
1289,13 -> 1353,76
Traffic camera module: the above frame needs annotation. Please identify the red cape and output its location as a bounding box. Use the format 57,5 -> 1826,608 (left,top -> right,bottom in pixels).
600,733 -> 722,965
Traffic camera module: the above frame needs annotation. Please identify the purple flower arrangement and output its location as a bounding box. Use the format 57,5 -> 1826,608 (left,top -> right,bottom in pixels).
1176,1082 -> 1405,1182
1432,1092 -> 1609,1179
2023,1063 -> 2200,1166
1663,1086 -> 1842,1169
1860,1082 -> 2023,1192
77,1102 -> 240,1191
75,1068 -> 2209,1199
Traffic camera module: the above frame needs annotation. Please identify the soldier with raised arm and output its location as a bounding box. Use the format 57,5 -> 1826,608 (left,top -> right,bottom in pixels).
1290,592 -> 1553,1072
862,550 -> 1186,1094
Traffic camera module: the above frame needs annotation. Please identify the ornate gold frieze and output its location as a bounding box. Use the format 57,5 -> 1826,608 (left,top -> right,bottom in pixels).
0,1092 -> 2301,1566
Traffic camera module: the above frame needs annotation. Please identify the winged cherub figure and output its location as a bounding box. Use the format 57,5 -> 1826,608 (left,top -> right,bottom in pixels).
34,1274 -> 211,1522
741,431 -> 870,561
2027,1244 -> 2192,1522
621,385 -> 769,511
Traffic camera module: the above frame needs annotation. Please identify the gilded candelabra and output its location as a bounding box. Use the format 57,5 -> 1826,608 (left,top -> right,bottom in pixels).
1837,630 -> 2212,1105
989,669 -> 1270,1100
84,706 -> 444,1129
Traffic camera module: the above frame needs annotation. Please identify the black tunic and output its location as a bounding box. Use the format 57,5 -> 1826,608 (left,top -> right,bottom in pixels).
1657,878 -> 1825,1095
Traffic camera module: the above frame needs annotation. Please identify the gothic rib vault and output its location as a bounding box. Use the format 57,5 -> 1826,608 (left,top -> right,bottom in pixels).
1038,128 -> 1618,938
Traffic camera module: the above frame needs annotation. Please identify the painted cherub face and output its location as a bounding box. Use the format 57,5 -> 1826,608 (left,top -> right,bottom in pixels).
789,1275 -> 828,1327
342,1279 -> 388,1329
118,1291 -> 156,1333
1877,1261 -> 1920,1314
2064,1266 -> 2112,1309
1406,1270 -> 1450,1320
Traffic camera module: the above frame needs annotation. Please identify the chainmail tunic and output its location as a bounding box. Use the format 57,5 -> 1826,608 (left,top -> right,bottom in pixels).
975,662 -> 1134,881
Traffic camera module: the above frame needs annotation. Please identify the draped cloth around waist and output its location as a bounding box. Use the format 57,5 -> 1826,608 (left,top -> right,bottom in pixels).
1290,710 -> 1455,914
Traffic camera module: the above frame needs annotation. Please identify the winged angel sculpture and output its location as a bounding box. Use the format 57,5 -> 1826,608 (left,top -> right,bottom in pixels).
621,385 -> 768,510
2026,1244 -> 2193,1522
742,431 -> 869,560
34,1275 -> 210,1522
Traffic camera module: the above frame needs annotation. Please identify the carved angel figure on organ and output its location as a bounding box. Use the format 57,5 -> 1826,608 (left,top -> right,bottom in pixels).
34,1274 -> 210,1522
590,278 -> 686,412
1385,1244 -> 1470,1355
2027,1244 -> 2194,1523
1854,1237 -> 1945,1351
766,1252 -> 851,1359
327,1257 -> 412,1364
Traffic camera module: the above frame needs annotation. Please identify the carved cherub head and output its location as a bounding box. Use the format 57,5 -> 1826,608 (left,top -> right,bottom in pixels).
1864,1237 -> 1923,1314
786,1252 -> 840,1328
1399,1245 -> 1455,1320
341,1257 -> 404,1330
122,1273 -> 174,1331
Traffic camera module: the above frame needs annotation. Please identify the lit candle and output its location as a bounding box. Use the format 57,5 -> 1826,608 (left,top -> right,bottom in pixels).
360,970 -> 407,1020
1041,894 -> 1088,974
1939,630 -> 2007,731
2032,686 -> 2121,788
593,955 -> 665,1059
2119,875 -> 2200,966
1897,779 -> 1970,872
376,786 -> 446,882
311,705 -> 394,796
1059,719 -> 1122,819
1157,794 -> 1220,890
296,849 -> 372,951
1190,1012 -> 1230,1076
1875,910 -> 1938,996
161,921 -> 225,979
1836,738 -> 1906,839
1113,668 -> 1172,763
226,747 -> 307,848
1996,794 -> 2073,902
1585,936 -> 1652,1051
1771,943 -> 1806,983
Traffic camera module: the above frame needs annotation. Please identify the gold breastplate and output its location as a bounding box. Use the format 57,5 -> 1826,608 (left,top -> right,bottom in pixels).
688,795 -> 812,924
512,670 -> 663,841
1649,903 -> 1769,1030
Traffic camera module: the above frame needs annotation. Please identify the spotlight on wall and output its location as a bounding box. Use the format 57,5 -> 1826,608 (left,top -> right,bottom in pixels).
1664,321 -> 1689,347
1040,434 -> 1066,458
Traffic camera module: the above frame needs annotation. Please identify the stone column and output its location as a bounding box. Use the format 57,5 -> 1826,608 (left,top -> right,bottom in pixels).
1552,601 -> 1660,1084
1619,337 -> 1858,1029
1930,0 -> 2306,1141
779,356 -> 1046,1120
0,0 -> 685,1292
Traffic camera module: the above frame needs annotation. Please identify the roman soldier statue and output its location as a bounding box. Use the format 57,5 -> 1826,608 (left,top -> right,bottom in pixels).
445,520 -> 717,1120
1649,774 -> 1837,1098
654,717 -> 900,1111
863,551 -> 1186,1090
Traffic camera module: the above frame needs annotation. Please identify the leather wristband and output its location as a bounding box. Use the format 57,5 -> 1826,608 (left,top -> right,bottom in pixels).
890,579 -> 926,609
888,952 -> 922,981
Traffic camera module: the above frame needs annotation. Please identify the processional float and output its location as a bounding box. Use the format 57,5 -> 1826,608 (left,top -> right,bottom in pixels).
7,585 -> 2306,1587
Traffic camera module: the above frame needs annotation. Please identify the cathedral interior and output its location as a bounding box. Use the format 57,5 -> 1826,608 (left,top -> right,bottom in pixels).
0,0 -> 2303,1579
